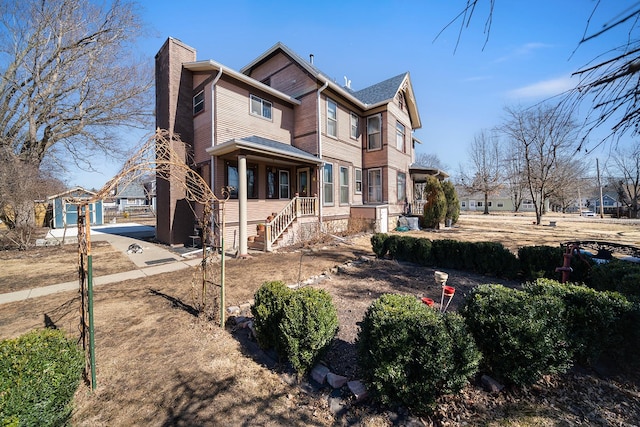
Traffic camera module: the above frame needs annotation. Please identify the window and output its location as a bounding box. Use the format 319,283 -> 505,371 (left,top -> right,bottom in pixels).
488,201 -> 492,207
368,169 -> 382,203
355,168 -> 362,194
279,170 -> 290,199
497,202 -> 504,207
327,99 -> 337,137
367,115 -> 381,150
193,91 -> 205,115
461,201 -> 467,207
226,162 -> 257,199
523,199 -> 533,209
340,166 -> 349,204
397,172 -> 406,202
477,201 -> 483,207
323,163 -> 334,205
396,122 -> 405,152
397,92 -> 405,111
350,113 -> 359,139
250,94 -> 272,119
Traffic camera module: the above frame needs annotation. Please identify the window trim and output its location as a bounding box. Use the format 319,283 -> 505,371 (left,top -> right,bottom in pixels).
323,162 -> 334,206
354,168 -> 362,194
350,112 -> 359,139
225,161 -> 258,199
279,170 -> 290,199
339,166 -> 349,205
367,168 -> 382,203
327,98 -> 338,138
396,121 -> 405,152
367,114 -> 382,151
250,94 -> 272,120
193,90 -> 205,115
397,171 -> 406,203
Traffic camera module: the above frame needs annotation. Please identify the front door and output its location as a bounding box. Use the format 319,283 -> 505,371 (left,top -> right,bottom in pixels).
298,168 -> 309,197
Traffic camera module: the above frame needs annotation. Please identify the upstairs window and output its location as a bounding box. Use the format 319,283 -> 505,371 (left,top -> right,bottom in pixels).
396,122 -> 405,152
250,94 -> 272,120
350,112 -> 359,139
355,168 -> 362,194
327,99 -> 337,137
367,115 -> 381,150
193,91 -> 205,115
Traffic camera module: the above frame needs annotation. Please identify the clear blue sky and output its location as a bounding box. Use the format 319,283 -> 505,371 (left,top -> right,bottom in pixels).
68,0 -> 634,189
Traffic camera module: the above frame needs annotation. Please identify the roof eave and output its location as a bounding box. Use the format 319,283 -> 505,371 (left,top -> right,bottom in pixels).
184,59 -> 301,106
206,139 -> 322,164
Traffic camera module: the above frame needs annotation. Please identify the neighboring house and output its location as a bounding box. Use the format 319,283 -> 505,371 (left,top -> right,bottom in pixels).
590,193 -> 623,215
456,187 -> 549,213
114,183 -> 149,212
155,38 -> 425,253
48,187 -> 104,228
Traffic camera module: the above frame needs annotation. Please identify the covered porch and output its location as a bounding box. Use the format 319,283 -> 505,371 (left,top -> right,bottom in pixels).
207,136 -> 322,255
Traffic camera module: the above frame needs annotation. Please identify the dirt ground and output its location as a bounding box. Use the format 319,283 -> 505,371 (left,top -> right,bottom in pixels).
1,212 -> 639,426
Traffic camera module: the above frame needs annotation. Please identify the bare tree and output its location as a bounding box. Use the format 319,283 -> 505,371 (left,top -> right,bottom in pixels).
459,130 -> 502,214
607,144 -> 640,218
414,152 -> 447,170
445,2 -> 640,149
0,0 -> 152,169
500,105 -> 579,224
502,141 -> 527,212
546,157 -> 590,213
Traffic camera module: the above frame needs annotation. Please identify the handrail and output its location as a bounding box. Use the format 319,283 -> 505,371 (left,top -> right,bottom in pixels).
265,196 -> 317,250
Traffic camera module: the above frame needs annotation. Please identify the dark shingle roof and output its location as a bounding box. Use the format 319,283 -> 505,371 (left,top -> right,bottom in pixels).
241,136 -> 320,162
352,73 -> 407,105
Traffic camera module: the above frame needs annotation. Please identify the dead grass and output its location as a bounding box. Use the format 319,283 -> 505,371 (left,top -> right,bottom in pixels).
0,213 -> 639,425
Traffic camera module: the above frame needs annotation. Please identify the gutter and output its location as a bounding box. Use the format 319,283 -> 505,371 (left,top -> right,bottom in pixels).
317,80 -> 329,227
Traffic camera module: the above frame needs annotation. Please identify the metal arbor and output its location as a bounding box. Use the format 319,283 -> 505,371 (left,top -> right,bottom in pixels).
69,129 -> 227,389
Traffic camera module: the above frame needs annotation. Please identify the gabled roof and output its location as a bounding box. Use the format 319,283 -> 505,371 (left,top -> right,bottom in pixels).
240,42 -> 422,129
48,187 -> 96,200
116,183 -> 146,199
184,59 -> 301,106
352,73 -> 407,104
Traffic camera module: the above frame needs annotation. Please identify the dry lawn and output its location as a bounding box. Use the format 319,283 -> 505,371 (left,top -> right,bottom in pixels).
0,213 -> 639,426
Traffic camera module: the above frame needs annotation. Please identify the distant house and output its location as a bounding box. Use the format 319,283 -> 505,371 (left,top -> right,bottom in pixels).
155,38 -> 425,252
590,193 -> 623,215
114,183 -> 149,212
456,187 -> 548,213
48,187 -> 104,228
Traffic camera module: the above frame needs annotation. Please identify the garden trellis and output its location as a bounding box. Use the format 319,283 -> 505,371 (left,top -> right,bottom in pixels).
67,129 -> 228,389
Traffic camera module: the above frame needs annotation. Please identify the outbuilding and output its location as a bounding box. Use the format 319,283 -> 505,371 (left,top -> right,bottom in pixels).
48,187 -> 104,228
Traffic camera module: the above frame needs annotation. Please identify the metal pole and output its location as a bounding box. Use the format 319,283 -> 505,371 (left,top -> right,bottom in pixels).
597,158 -> 604,218
85,206 -> 97,389
220,202 -> 226,327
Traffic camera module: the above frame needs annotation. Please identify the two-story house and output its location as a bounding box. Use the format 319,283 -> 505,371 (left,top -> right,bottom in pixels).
155,38 -> 422,255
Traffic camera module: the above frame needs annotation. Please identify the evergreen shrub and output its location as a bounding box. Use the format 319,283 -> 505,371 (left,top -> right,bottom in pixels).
357,294 -> 480,414
461,284 -> 572,385
0,329 -> 84,427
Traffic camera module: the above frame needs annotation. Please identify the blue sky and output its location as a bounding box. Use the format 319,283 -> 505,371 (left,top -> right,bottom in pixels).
68,0 -> 634,189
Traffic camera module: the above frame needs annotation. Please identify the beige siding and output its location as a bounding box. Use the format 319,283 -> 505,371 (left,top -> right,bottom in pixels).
293,93 -> 319,155
215,78 -> 294,145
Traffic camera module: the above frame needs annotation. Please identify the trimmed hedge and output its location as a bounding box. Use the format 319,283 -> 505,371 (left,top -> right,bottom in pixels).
251,282 -> 338,377
524,278 -> 636,366
357,294 -> 480,414
0,329 -> 84,427
460,284 -> 572,385
588,259 -> 640,299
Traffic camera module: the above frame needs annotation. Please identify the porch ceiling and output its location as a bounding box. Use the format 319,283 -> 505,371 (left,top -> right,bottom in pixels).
206,136 -> 322,166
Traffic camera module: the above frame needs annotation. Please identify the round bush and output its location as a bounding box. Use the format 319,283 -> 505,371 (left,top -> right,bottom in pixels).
251,281 -> 291,353
279,287 -> 338,376
357,294 -> 480,414
461,284 -> 572,385
0,329 -> 84,427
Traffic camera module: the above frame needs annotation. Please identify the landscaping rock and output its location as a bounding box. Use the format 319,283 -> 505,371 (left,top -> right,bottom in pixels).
481,374 -> 504,393
347,380 -> 368,401
311,364 -> 330,385
326,372 -> 347,389
226,306 -> 240,316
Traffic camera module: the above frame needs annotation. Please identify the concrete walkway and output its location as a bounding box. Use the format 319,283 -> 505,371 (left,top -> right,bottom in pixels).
0,223 -> 204,305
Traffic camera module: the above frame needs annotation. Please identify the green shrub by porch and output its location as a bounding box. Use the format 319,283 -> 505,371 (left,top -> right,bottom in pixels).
0,329 -> 84,427
252,282 -> 338,377
279,287 -> 338,376
461,284 -> 572,385
357,294 -> 480,414
421,176 -> 446,229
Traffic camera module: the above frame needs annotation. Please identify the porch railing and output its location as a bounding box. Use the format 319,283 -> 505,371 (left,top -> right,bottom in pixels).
265,196 -> 317,250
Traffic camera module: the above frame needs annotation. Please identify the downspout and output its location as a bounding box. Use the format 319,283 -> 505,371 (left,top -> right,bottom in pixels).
210,68 -> 222,245
317,80 -> 329,227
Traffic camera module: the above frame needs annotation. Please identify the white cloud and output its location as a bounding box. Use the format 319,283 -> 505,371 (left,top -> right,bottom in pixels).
494,42 -> 553,63
507,75 -> 575,99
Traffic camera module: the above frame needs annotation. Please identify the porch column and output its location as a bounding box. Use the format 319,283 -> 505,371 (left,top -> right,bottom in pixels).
238,154 -> 248,257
